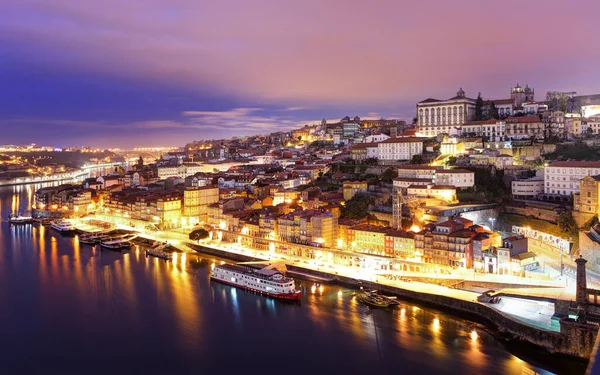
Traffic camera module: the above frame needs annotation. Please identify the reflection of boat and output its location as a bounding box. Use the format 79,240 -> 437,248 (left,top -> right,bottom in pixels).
211,263 -> 301,300
51,220 -> 75,235
356,290 -> 399,308
8,214 -> 34,224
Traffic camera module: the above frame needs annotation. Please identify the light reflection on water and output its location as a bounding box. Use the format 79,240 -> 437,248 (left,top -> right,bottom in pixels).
0,185 -> 586,375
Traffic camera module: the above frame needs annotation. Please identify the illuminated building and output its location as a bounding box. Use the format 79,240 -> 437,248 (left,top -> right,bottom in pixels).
377,137 -> 424,163
342,181 -> 368,201
416,88 -> 476,137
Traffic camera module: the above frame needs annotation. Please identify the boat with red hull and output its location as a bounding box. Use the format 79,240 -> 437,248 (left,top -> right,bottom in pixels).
211,263 -> 301,301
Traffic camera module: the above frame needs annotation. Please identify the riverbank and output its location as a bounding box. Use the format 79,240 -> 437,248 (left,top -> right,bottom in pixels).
184,242 -> 596,361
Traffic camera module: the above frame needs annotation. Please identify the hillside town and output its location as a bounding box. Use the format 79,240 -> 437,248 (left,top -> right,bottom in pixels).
30,86 -> 600,282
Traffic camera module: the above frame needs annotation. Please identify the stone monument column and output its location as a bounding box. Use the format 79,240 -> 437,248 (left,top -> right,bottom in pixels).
576,256 -> 588,305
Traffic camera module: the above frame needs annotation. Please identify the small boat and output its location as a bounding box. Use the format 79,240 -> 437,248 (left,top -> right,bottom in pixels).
356,290 -> 394,308
8,214 -> 34,224
79,233 -> 109,245
145,244 -> 173,261
50,220 -> 76,235
100,238 -> 131,251
41,218 -> 52,226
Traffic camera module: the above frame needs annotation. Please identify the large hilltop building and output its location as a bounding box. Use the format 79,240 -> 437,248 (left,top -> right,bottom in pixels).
416,88 -> 476,137
416,84 -> 537,138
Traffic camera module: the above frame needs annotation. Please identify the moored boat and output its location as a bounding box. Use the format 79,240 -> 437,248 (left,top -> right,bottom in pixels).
50,220 -> 75,235
211,263 -> 301,301
8,214 -> 34,224
356,290 -> 393,308
99,238 -> 131,251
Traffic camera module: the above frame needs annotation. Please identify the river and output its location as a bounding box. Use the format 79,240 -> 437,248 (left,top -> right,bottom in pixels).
0,184 -> 587,375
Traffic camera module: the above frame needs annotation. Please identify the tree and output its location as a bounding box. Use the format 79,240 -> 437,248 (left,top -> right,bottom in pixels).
381,167 -> 398,183
557,211 -> 577,233
364,157 -> 378,166
489,102 -> 499,120
475,92 -> 484,121
411,155 -> 422,165
189,229 -> 209,242
342,193 -> 375,219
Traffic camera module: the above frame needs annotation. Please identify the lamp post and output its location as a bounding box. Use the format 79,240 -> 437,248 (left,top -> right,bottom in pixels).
488,217 -> 496,232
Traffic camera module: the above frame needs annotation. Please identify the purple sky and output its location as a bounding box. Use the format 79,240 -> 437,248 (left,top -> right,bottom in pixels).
1,0 -> 599,148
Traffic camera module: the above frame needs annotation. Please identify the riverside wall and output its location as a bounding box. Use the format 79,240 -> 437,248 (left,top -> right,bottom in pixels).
189,243 -> 597,359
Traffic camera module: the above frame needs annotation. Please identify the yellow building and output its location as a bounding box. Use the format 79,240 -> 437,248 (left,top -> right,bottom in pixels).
183,186 -> 219,222
156,196 -> 182,229
574,175 -> 600,215
343,181 -> 368,201
348,224 -> 389,256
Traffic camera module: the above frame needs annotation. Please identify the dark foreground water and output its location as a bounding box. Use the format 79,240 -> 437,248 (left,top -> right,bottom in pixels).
0,184 -> 588,375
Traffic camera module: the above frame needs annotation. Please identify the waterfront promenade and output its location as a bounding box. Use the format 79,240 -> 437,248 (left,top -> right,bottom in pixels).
71,216 -> 572,339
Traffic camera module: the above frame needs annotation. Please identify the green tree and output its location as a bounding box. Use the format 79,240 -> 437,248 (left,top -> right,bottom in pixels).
557,211 -> 577,233
489,102 -> 499,120
189,229 -> 210,242
411,155 -> 422,165
342,193 -> 375,219
475,92 -> 484,121
364,157 -> 378,166
381,167 -> 398,183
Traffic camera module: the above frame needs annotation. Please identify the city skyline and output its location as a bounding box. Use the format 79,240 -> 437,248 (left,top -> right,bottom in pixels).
1,0 -> 600,147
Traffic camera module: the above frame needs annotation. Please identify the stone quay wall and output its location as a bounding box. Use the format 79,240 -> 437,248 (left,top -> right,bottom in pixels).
189,243 -> 598,359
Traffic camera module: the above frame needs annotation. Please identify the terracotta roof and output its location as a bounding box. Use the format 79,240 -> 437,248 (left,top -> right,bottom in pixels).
393,177 -> 433,183
547,161 -> 600,168
505,116 -> 542,123
379,137 -> 426,144
464,119 -> 499,125
418,98 -> 442,104
437,169 -> 473,174
397,165 -> 440,170
385,230 -> 415,239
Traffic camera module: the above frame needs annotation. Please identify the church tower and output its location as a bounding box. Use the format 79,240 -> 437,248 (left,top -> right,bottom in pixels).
511,83 -> 526,107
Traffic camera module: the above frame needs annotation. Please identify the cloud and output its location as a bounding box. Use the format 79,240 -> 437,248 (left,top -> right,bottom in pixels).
2,0 -> 598,107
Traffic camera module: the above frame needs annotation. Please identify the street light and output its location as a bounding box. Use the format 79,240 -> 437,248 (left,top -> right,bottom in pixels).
488,217 -> 496,232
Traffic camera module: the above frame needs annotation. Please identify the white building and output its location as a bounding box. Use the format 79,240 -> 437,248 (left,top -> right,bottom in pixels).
377,137 -> 424,162
512,177 -> 544,199
364,134 -> 390,143
544,161 -> 600,196
461,119 -> 505,141
157,163 -> 204,179
416,88 -> 476,137
395,166 -> 474,190
435,169 -> 475,189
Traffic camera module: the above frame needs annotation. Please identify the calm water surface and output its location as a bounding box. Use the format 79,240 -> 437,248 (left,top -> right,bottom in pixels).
0,184 -> 587,375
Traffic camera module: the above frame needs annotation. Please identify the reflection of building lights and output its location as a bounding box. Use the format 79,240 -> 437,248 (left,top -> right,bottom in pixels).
470,330 -> 478,342
319,285 -> 324,294
432,318 -> 440,332
400,308 -> 406,317
337,290 -> 342,298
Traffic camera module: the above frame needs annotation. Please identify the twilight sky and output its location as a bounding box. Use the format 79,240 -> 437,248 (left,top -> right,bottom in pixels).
1,0 -> 599,148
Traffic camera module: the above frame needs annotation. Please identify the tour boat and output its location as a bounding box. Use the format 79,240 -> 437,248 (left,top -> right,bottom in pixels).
50,220 -> 75,235
8,214 -> 34,224
211,263 -> 302,301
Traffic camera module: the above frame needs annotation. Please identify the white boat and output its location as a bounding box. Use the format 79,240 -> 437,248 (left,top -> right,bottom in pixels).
8,214 -> 34,224
50,220 -> 75,234
211,263 -> 301,301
